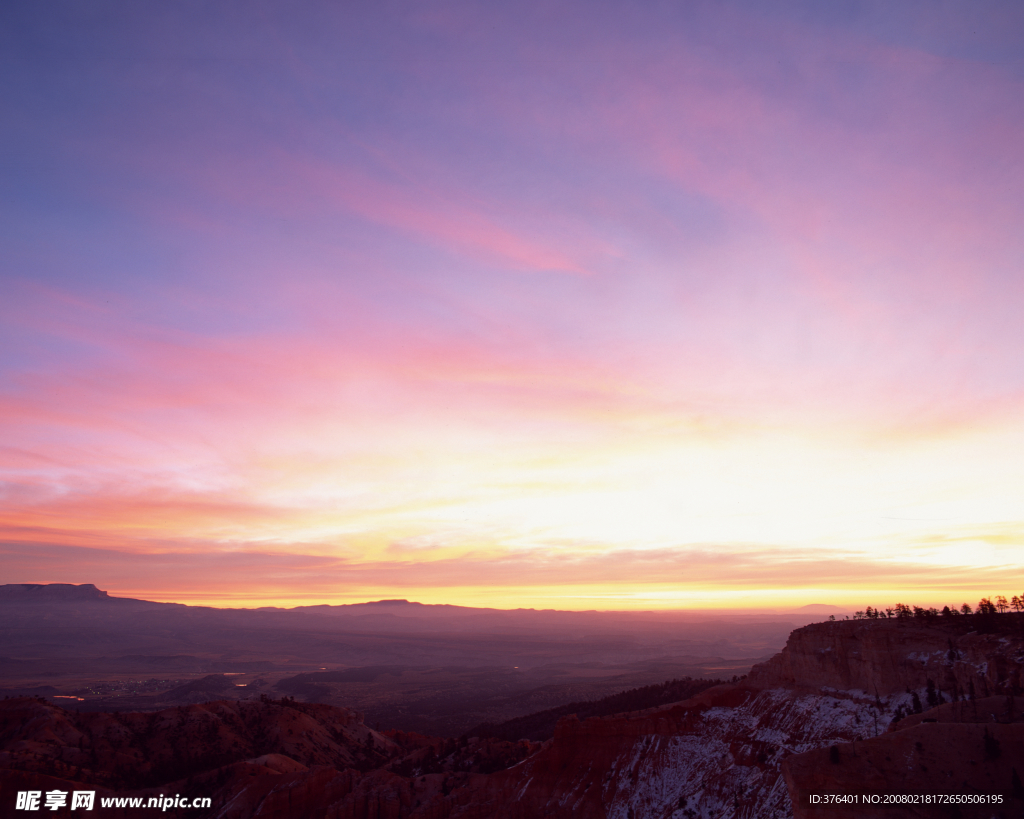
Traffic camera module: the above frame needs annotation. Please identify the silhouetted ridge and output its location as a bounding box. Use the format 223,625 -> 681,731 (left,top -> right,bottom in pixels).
469,676 -> 721,741
0,583 -> 110,600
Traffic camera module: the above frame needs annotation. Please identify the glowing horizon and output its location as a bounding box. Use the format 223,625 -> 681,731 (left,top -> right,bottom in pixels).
2,1 -> 1023,610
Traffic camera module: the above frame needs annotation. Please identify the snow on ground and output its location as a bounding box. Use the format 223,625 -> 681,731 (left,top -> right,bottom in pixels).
603,687 -> 913,819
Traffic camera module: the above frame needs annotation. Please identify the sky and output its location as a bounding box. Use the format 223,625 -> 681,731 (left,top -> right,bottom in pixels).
2,0 -> 1023,610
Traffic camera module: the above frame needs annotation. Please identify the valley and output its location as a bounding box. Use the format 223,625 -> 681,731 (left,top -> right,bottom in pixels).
3,585 -> 1023,818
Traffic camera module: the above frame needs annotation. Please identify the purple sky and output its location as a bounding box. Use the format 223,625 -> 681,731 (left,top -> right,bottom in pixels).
2,1 -> 1023,608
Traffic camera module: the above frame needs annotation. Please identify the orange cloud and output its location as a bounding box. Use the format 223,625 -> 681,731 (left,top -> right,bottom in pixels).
3,538 -> 1020,612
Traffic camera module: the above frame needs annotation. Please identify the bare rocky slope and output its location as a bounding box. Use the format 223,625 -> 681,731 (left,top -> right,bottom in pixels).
746,617 -> 1023,697
2,615 -> 1023,818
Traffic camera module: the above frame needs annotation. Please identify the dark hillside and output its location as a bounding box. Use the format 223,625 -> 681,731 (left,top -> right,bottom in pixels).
469,675 -> 721,741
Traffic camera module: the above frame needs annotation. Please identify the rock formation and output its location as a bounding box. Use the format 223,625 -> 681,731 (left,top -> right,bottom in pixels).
747,618 -> 1024,698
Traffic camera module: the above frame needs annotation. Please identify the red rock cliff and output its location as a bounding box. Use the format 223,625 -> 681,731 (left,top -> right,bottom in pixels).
747,618 -> 1024,698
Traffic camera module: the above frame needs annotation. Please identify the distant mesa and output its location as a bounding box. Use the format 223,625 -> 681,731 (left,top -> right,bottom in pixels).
788,604 -> 844,612
292,598 -> 417,611
0,583 -> 110,600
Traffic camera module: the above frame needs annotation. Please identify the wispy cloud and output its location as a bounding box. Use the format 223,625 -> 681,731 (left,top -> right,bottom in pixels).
2,1 -> 1023,608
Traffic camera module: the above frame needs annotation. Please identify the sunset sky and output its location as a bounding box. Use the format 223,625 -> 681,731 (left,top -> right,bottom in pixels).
2,1 -> 1023,610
